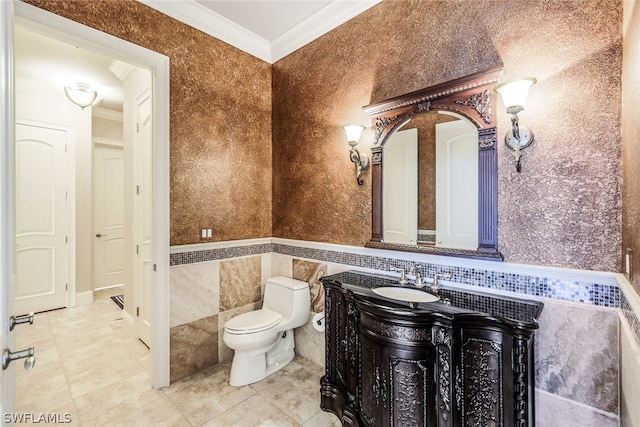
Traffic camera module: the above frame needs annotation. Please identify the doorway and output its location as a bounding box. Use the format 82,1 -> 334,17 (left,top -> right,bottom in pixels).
12,1 -> 170,389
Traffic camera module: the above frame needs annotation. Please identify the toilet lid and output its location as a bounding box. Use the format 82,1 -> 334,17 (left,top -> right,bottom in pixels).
225,308 -> 282,334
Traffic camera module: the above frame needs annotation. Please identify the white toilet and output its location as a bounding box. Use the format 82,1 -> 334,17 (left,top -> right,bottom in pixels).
223,276 -> 310,386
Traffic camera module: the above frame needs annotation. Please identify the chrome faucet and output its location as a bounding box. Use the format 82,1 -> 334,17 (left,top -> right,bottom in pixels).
431,272 -> 452,293
414,270 -> 424,288
391,265 -> 415,286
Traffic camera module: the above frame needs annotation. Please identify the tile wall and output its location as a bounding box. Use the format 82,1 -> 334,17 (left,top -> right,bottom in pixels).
169,252 -> 271,382
169,238 -> 640,424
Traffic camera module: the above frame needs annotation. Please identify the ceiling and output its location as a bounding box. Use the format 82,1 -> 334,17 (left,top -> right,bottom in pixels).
15,0 -> 380,111
15,25 -> 131,111
139,0 -> 381,63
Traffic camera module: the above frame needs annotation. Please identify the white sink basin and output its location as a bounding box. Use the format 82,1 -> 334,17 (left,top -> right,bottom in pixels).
372,286 -> 440,304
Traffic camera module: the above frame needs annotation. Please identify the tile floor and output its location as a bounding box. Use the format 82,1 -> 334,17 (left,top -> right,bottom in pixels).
14,287 -> 341,426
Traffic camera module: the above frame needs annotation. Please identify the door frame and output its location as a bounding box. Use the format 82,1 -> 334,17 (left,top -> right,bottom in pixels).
13,1 -> 170,388
1,0 -> 16,415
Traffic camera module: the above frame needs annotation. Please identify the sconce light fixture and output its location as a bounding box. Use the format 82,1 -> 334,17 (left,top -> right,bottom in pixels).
494,77 -> 537,172
64,82 -> 98,110
343,124 -> 369,185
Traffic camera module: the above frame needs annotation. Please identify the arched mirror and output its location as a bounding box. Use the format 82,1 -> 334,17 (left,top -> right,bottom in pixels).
364,67 -> 504,261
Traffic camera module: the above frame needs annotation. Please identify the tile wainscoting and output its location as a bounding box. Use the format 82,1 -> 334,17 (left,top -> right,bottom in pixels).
169,238 -> 640,425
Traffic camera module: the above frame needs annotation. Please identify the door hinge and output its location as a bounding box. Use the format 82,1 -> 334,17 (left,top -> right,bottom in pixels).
153,264 -> 157,272
65,236 -> 68,244
136,244 -> 139,254
65,283 -> 68,291
136,123 -> 140,133
136,307 -> 140,317
136,185 -> 140,195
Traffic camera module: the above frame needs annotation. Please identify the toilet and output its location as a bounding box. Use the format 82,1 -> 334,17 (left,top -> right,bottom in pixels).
223,276 -> 310,386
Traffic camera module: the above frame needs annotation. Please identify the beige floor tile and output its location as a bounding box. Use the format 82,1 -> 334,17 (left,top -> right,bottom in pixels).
15,373 -> 73,412
166,364 -> 257,426
58,335 -> 134,370
102,394 -> 190,427
294,354 -> 325,377
14,314 -> 53,347
162,362 -> 222,395
64,355 -> 147,399
249,360 -> 324,424
14,288 -> 330,427
302,409 -> 342,426
53,326 -> 121,355
75,371 -> 164,426
202,394 -> 301,427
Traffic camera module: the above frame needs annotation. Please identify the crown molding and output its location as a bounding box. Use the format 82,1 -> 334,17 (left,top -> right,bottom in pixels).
138,0 -> 272,62
138,0 -> 381,64
271,0 -> 381,62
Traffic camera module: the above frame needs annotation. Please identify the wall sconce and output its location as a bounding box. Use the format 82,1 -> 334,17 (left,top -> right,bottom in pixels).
494,77 -> 537,172
64,82 -> 98,109
343,124 -> 369,185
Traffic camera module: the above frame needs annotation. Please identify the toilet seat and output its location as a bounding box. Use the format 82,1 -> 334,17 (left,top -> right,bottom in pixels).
224,308 -> 282,335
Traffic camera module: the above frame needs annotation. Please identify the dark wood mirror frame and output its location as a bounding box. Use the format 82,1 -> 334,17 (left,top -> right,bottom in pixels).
363,66 -> 504,261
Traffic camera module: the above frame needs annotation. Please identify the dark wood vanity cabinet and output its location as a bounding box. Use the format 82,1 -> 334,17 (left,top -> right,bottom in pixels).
320,272 -> 543,427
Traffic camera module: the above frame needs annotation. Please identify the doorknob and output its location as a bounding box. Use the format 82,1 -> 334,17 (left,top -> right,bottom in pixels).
2,347 -> 36,370
9,312 -> 34,331
95,233 -> 107,238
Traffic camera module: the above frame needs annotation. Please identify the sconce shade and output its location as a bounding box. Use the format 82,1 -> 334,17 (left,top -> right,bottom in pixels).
343,124 -> 365,146
342,124 -> 368,185
494,77 -> 537,114
64,82 -> 98,109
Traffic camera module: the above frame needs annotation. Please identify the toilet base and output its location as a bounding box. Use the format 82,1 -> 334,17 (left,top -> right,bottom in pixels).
229,329 -> 296,387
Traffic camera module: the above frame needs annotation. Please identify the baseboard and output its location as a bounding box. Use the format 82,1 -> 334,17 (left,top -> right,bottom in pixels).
121,309 -> 135,336
75,290 -> 94,307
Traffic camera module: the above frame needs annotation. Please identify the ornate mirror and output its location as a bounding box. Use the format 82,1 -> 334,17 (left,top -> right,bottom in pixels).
364,67 -> 504,261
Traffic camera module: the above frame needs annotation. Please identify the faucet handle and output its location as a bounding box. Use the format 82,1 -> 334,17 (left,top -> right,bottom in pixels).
390,267 -> 408,285
431,272 -> 452,293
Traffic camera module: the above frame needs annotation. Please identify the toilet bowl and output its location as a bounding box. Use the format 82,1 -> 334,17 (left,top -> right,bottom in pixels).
223,276 -> 310,386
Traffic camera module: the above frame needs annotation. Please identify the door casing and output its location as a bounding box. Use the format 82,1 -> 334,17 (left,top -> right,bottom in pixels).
13,1 -> 170,389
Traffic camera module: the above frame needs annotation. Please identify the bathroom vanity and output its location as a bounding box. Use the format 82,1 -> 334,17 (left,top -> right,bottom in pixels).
319,271 -> 543,427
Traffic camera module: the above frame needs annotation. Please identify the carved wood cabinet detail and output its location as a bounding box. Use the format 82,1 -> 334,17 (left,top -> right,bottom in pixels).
320,272 -> 542,427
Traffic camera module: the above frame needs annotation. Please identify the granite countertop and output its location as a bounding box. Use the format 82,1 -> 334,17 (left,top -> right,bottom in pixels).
320,270 -> 544,328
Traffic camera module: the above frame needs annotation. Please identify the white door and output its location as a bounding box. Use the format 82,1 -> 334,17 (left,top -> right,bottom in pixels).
93,142 -> 125,288
14,121 -> 68,314
135,89 -> 153,347
383,128 -> 418,245
435,119 -> 478,250
1,0 -> 16,414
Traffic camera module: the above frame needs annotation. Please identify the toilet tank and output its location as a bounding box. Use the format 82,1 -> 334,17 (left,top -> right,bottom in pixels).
263,276 -> 310,327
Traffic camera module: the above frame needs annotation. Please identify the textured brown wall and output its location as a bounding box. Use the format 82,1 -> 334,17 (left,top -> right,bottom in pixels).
622,1 -> 640,293
273,0 -> 623,271
24,0 -> 273,246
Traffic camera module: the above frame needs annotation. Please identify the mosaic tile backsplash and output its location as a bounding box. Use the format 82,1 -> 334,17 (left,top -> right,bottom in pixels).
170,242 -> 619,307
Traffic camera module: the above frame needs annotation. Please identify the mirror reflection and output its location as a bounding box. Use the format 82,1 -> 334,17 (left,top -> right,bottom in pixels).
383,112 -> 479,250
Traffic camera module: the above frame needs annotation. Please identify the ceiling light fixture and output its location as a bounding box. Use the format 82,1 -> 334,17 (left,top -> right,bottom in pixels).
64,82 -> 98,110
